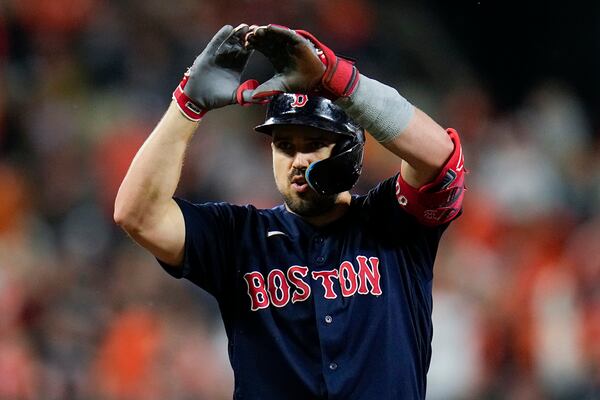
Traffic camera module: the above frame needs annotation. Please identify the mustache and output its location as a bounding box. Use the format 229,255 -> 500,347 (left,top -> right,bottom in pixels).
289,167 -> 307,182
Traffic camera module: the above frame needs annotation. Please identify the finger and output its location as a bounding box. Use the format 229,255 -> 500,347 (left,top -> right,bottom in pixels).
235,80 -> 271,105
244,90 -> 270,105
205,25 -> 234,54
244,24 -> 264,47
245,27 -> 281,52
232,23 -> 250,44
232,24 -> 250,44
218,24 -> 250,53
215,32 -> 254,70
241,90 -> 254,104
265,24 -> 304,46
251,78 -> 286,100
236,79 -> 260,105
233,23 -> 249,33
247,24 -> 304,52
253,25 -> 270,36
246,24 -> 278,44
251,89 -> 283,101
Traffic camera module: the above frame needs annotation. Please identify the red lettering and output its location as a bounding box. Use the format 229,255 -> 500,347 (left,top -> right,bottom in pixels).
243,272 -> 270,311
339,261 -> 358,297
244,256 -> 382,309
287,266 -> 311,303
357,256 -> 382,295
311,269 -> 339,299
267,269 -> 291,308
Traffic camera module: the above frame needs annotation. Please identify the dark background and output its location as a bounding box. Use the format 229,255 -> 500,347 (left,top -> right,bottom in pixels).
429,2 -> 599,111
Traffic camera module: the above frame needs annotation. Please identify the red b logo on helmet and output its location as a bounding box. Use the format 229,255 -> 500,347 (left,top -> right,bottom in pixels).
291,94 -> 308,108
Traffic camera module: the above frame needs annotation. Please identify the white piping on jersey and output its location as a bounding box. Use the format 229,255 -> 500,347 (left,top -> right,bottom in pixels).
456,145 -> 464,171
267,230 -> 288,238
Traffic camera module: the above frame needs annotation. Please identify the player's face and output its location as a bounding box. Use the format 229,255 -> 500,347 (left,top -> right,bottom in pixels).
271,126 -> 339,217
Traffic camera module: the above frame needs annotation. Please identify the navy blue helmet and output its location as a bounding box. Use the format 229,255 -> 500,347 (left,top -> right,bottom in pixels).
255,93 -> 365,195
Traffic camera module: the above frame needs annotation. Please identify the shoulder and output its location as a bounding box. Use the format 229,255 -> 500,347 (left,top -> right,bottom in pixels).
352,174 -> 400,211
175,198 -> 284,228
175,198 -> 258,215
349,174 -> 411,234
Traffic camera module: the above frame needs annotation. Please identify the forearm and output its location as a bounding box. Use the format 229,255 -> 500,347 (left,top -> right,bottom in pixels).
335,74 -> 415,142
336,74 -> 453,187
383,108 -> 454,186
115,23 -> 251,229
114,101 -> 198,230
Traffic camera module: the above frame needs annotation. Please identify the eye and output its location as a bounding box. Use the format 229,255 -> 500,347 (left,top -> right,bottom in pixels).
274,141 -> 294,153
308,141 -> 328,151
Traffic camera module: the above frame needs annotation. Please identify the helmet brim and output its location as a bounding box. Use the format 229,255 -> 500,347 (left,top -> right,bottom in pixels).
255,117 -> 357,137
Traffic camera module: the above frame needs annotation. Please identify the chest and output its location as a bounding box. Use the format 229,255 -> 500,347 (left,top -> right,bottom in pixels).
232,222 -> 420,319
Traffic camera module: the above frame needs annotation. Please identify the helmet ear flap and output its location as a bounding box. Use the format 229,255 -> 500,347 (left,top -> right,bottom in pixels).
306,137 -> 364,195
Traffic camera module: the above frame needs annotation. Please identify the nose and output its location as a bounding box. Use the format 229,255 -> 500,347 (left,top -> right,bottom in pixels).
291,150 -> 313,170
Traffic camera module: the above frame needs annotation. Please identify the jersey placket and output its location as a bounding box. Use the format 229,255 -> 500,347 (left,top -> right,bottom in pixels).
308,231 -> 346,396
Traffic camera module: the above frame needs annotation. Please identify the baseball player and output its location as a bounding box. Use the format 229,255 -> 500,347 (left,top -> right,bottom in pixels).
114,24 -> 465,400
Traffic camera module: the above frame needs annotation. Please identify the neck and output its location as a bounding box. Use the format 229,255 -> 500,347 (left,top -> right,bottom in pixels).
286,192 -> 352,227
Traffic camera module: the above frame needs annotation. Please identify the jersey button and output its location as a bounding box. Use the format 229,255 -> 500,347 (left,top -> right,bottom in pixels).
316,256 -> 325,264
325,315 -> 333,324
314,236 -> 324,244
329,362 -> 338,371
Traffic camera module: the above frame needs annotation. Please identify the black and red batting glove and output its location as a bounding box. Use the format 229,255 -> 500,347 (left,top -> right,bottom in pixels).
172,24 -> 260,122
245,25 -> 360,101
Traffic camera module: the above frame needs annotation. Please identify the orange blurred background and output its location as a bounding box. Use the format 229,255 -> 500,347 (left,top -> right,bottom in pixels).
0,1 -> 598,399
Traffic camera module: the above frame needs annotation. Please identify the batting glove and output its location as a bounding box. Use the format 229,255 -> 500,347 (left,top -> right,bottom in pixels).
245,25 -> 360,101
173,24 -> 259,122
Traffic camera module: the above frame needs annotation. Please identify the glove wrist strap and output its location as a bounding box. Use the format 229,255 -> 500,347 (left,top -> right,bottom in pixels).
321,57 -> 360,99
294,29 -> 360,100
172,72 -> 207,122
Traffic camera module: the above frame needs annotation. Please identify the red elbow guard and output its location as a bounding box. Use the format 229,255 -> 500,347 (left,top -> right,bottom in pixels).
395,129 -> 466,226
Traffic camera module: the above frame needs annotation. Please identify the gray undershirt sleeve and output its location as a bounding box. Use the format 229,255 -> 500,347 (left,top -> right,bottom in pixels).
335,74 -> 415,143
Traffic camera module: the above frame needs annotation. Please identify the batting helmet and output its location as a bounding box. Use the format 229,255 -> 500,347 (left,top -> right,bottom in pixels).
255,93 -> 365,195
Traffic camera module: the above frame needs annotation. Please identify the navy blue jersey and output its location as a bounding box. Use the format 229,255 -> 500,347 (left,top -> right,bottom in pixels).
158,168 -> 464,399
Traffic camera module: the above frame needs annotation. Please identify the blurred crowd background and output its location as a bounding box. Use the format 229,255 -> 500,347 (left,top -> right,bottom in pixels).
0,0 -> 598,399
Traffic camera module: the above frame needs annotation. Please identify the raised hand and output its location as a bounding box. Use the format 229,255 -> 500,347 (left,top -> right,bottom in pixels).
173,24 -> 258,121
245,25 -> 359,101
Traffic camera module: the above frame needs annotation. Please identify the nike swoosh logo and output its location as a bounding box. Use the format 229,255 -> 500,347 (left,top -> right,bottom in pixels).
267,231 -> 288,238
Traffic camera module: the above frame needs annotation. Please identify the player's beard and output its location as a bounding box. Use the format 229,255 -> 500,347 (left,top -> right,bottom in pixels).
282,169 -> 338,217
283,190 -> 338,217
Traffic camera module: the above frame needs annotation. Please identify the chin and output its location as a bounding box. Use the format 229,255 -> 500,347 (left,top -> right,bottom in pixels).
283,191 -> 338,217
